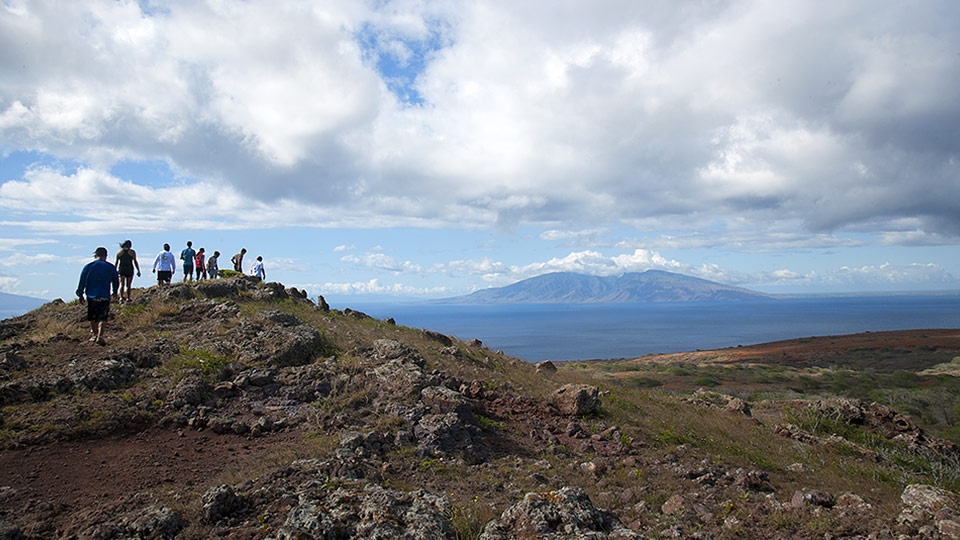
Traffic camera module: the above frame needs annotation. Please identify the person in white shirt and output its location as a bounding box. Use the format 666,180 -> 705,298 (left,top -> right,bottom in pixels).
152,243 -> 177,286
251,256 -> 266,280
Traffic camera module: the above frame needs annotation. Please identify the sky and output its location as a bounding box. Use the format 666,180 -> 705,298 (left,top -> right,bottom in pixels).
1,0 -> 959,305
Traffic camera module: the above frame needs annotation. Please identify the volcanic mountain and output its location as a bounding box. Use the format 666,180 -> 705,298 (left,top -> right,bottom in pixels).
438,270 -> 774,303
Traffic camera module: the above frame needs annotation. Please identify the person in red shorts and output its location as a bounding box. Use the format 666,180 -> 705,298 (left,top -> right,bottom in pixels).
76,247 -> 120,344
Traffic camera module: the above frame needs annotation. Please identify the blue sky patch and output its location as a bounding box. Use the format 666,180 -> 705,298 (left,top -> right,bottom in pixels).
355,20 -> 449,106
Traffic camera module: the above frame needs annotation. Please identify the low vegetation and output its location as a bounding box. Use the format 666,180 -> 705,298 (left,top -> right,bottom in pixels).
0,278 -> 958,538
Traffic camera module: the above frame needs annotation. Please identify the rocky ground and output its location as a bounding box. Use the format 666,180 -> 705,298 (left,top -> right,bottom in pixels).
1,277 -> 959,539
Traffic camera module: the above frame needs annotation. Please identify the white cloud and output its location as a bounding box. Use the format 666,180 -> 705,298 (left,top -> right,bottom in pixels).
340,252 -> 422,274
316,278 -> 449,296
0,275 -> 22,293
0,253 -> 59,267
0,0 -> 959,300
0,237 -> 56,251
752,262 -> 958,291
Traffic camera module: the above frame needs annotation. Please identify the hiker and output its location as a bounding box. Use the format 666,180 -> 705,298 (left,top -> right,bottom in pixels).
77,247 -> 119,344
207,250 -> 220,279
194,247 -> 207,281
251,255 -> 265,280
114,240 -> 140,303
152,243 -> 176,286
231,248 -> 246,272
180,241 -> 196,282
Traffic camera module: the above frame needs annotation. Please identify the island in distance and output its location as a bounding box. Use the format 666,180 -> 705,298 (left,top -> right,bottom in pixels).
435,270 -> 775,304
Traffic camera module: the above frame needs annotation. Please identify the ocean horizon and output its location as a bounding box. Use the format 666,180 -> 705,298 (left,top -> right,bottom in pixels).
342,294 -> 960,362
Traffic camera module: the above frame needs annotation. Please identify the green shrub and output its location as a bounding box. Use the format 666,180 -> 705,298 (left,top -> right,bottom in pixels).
173,347 -> 232,378
692,375 -> 721,387
625,376 -> 663,388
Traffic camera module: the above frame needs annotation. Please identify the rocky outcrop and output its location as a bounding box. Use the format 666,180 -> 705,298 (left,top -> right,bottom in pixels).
201,484 -> 246,524
480,486 -> 644,539
0,355 -> 138,405
898,484 -> 960,538
685,388 -> 751,416
367,339 -> 436,399
269,482 -> 452,540
815,398 -> 958,454
232,318 -> 329,368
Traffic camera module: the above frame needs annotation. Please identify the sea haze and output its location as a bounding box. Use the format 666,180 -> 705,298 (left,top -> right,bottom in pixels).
343,295 -> 960,362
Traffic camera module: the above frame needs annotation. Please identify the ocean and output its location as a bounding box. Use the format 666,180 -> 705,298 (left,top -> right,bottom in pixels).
342,295 -> 960,362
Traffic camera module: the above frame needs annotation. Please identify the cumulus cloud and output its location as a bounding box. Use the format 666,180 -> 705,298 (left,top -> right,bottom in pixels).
0,276 -> 24,295
750,262 -> 959,292
0,0 -> 957,245
340,252 -> 422,274
0,253 -> 59,267
315,278 -> 449,296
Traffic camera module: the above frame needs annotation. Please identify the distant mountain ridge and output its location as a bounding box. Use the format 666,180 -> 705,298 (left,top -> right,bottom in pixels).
0,292 -> 47,317
437,270 -> 775,303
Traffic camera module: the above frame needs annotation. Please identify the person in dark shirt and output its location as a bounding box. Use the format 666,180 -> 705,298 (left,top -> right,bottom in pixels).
77,247 -> 120,344
114,240 -> 140,303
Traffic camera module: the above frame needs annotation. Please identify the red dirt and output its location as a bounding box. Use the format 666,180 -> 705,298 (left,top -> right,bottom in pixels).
630,328 -> 960,370
0,426 -> 300,533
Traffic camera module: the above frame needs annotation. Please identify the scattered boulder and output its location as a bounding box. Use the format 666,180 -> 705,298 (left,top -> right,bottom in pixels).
0,516 -> 21,539
239,324 -> 327,367
791,489 -> 835,509
271,482 -> 452,540
257,310 -> 305,327
69,358 -> 137,392
372,339 -> 415,361
414,411 -> 487,463
124,505 -> 184,539
554,384 -> 600,416
480,486 -> 644,539
82,504 -> 184,540
685,389 -> 751,416
421,385 -> 475,421
285,287 -> 308,299
899,484 -> 960,535
815,398 -> 957,453
167,376 -> 211,408
421,329 -> 453,346
0,349 -> 25,372
201,484 -> 246,524
535,361 -> 558,374
195,280 -> 241,298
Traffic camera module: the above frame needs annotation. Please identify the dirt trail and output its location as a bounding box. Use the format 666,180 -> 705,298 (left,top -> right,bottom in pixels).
0,427 -> 299,530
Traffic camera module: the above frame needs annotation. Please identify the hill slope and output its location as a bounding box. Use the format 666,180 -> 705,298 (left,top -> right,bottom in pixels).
438,270 -> 774,303
0,276 -> 957,538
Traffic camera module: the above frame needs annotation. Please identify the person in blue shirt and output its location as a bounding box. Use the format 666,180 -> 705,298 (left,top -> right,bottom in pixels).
180,241 -> 196,282
76,247 -> 119,344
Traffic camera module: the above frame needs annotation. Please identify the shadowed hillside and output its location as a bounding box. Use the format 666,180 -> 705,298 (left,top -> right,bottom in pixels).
1,276 -> 959,539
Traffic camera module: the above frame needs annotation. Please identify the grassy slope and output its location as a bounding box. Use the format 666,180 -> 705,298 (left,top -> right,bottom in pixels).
1,281 -> 959,537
